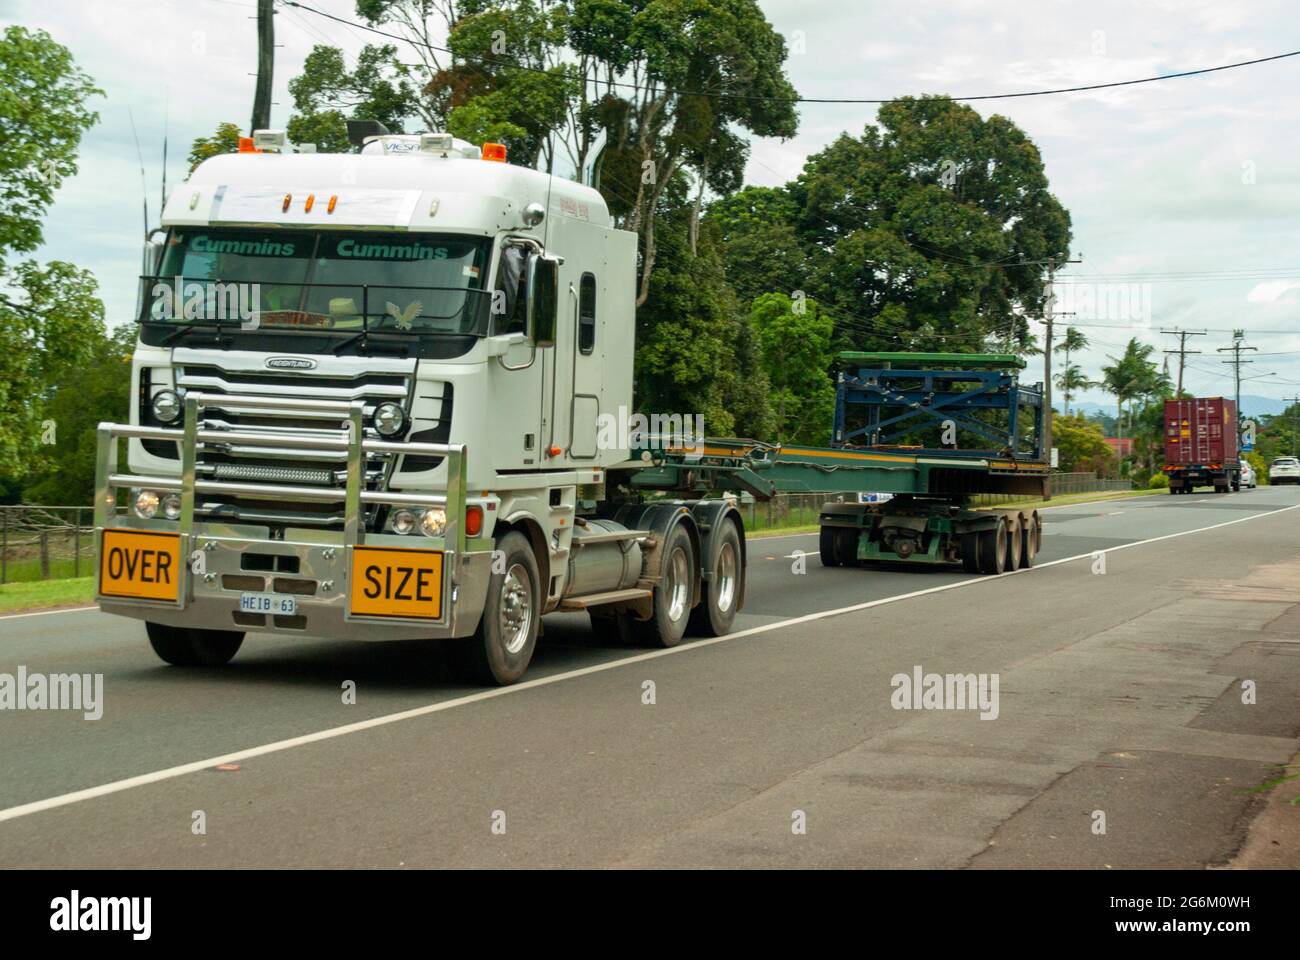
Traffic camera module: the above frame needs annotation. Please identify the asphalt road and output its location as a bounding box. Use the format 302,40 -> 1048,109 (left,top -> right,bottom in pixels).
2,486 -> 1298,867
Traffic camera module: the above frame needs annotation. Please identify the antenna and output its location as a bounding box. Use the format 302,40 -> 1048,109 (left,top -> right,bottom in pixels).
127,106 -> 149,240
160,88 -> 169,214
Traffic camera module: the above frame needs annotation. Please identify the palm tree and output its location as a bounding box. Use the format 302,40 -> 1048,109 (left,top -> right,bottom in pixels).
1055,362 -> 1097,415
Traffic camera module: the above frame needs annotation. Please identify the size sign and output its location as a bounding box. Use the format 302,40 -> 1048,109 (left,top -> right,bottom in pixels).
349,546 -> 444,620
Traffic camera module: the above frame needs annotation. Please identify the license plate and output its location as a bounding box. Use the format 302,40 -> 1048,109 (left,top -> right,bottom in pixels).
99,529 -> 182,601
349,546 -> 444,620
239,592 -> 298,616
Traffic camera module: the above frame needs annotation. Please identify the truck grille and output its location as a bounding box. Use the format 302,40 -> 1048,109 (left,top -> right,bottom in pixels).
158,351 -> 433,528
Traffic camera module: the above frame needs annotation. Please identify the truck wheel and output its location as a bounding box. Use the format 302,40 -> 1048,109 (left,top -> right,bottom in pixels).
1018,512 -> 1039,568
688,519 -> 742,637
146,621 -> 244,666
633,523 -> 695,648
977,518 -> 1008,575
959,531 -> 980,573
819,525 -> 840,567
454,530 -> 539,685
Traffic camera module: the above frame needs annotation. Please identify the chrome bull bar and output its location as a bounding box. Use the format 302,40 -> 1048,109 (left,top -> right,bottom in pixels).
93,392 -> 471,630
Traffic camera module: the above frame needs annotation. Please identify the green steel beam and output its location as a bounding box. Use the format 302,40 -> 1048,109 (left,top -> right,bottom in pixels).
835,351 -> 1026,371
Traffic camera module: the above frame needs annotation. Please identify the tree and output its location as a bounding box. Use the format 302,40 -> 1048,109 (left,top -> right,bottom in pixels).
0,261 -> 107,481
188,121 -> 242,172
783,97 -> 1071,353
705,186 -> 809,304
21,324 -> 134,504
1053,325 -> 1089,413
1052,411 -> 1112,474
286,43 -> 420,151
1055,362 -> 1097,416
0,27 -> 101,257
1101,338 -> 1162,440
749,292 -> 835,444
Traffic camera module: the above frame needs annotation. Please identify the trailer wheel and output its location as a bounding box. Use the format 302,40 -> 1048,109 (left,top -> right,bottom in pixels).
454,530 -> 539,685
959,531 -> 980,573
633,523 -> 696,648
688,519 -> 742,637
1018,512 -> 1039,568
977,517 -> 1009,575
834,528 -> 859,566
146,622 -> 244,666
1006,515 -> 1023,570
819,525 -> 840,567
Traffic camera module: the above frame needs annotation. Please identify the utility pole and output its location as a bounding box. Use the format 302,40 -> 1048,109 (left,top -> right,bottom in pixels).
1041,256 -> 1081,499
251,0 -> 274,133
1287,396 -> 1300,458
1217,330 -> 1257,424
1161,327 -> 1206,396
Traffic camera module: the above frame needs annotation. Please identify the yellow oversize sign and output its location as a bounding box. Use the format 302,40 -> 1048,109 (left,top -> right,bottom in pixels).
99,529 -> 182,601
350,546 -> 444,620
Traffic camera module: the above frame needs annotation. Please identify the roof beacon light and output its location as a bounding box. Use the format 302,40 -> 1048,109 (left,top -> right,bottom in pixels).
282,193 -> 292,213
238,137 -> 258,154
304,193 -> 315,213
482,142 -> 507,162
327,195 -> 338,214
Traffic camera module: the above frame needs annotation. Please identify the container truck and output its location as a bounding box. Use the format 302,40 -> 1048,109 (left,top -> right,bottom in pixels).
1162,397 -> 1240,494
92,125 -> 1049,686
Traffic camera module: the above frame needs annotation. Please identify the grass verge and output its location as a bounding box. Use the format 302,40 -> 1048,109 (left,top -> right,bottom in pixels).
0,577 -> 95,614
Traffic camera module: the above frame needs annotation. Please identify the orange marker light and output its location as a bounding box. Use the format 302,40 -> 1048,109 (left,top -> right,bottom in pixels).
282,193 -> 292,212
327,195 -> 338,214
465,505 -> 483,537
238,137 -> 258,153
547,444 -> 562,457
304,193 -> 315,213
482,142 -> 507,162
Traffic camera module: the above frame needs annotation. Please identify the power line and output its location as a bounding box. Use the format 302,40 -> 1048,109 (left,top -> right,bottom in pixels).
1161,327 -> 1205,395
278,0 -> 1300,106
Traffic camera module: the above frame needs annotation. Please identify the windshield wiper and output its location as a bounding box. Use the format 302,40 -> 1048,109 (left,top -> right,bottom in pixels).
155,320 -> 235,349
331,330 -> 410,356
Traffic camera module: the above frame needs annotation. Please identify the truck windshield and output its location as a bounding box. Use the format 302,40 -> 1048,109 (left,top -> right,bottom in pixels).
147,229 -> 492,336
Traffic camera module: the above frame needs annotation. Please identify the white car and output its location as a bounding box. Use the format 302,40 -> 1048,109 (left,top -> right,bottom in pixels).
1269,457 -> 1300,485
1240,459 -> 1257,488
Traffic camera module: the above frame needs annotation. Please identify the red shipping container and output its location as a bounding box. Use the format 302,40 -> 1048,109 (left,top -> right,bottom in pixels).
1164,397 -> 1238,467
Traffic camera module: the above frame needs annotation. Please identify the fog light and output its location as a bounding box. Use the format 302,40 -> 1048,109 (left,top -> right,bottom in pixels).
134,489 -> 160,519
420,506 -> 447,538
162,494 -> 182,520
151,389 -> 182,424
390,508 -> 416,535
372,401 -> 406,437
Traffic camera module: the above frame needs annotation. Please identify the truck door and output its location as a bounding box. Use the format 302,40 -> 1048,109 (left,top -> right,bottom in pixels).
490,242 -> 545,467
568,271 -> 601,459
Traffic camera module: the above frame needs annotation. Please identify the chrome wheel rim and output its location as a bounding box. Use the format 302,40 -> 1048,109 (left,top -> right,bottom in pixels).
666,547 -> 690,622
499,563 -> 533,655
715,542 -> 737,613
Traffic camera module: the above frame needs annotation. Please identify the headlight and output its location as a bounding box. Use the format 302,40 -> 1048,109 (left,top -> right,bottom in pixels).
420,506 -> 447,538
390,508 -> 417,535
161,494 -> 182,520
133,489 -> 160,519
372,401 -> 406,437
151,389 -> 182,424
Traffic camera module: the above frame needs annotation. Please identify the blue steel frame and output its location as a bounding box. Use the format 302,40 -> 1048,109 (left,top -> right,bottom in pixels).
832,364 -> 1044,459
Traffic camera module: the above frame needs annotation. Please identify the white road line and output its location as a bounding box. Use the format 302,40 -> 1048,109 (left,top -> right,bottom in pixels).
0,606 -> 97,622
1,502 -> 1297,826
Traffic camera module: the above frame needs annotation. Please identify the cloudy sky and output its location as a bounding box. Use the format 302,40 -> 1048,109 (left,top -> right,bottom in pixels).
5,0 -> 1299,413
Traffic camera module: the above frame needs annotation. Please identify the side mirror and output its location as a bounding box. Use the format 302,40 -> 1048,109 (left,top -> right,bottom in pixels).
527,255 -> 559,347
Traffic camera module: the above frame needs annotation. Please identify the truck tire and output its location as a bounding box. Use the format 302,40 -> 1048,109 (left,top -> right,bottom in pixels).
688,518 -> 742,637
633,523 -> 695,648
146,621 -> 244,666
454,530 -> 539,685
1005,515 -> 1023,570
959,531 -> 980,573
977,517 -> 1008,575
833,528 -> 859,566
819,525 -> 840,567
1018,512 -> 1039,568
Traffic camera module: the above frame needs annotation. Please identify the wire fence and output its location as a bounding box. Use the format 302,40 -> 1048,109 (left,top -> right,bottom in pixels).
0,506 -> 95,585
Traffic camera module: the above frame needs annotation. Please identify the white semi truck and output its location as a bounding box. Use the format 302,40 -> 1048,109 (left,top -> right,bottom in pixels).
95,127 -> 748,684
